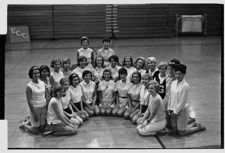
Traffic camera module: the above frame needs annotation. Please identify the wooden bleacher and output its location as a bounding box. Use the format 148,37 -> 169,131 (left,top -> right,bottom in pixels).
7,4 -> 222,40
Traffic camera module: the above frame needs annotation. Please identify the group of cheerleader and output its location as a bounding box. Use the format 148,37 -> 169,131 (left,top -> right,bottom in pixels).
19,36 -> 206,137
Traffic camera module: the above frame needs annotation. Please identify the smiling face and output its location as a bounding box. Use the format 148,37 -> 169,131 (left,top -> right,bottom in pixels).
103,71 -> 111,81
32,69 -> 40,81
141,74 -> 149,86
41,69 -> 49,79
159,65 -> 167,76
80,58 -> 87,68
124,57 -> 132,68
72,76 -> 80,87
147,60 -> 156,70
132,73 -> 140,84
63,61 -> 71,70
84,73 -> 91,84
175,71 -> 185,83
136,59 -> 144,70
82,39 -> 89,49
62,80 -> 69,91
110,58 -> 117,68
103,41 -> 110,49
120,73 -> 127,82
56,89 -> 65,98
168,65 -> 175,77
54,60 -> 61,72
147,84 -> 156,95
96,57 -> 103,67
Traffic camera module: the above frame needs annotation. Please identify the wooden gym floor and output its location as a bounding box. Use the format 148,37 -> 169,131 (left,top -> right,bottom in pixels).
5,36 -> 222,148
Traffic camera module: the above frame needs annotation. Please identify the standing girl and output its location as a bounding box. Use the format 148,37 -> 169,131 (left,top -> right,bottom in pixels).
98,69 -> 116,116
137,80 -> 166,136
124,71 -> 143,119
49,58 -> 64,87
59,78 -> 83,126
20,66 -> 47,134
112,68 -> 132,117
68,73 -> 89,121
46,85 -> 78,136
77,36 -> 94,67
80,70 -> 100,116
97,38 -> 115,68
39,65 -> 52,106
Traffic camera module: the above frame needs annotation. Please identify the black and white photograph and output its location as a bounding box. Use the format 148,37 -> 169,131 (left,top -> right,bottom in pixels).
2,0 -> 223,149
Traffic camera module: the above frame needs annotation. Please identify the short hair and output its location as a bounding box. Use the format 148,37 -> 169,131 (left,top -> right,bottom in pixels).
50,58 -> 61,68
118,68 -> 127,80
59,77 -> 69,86
122,56 -> 133,67
131,71 -> 141,84
102,69 -> 113,80
62,58 -> 71,66
52,85 -> 64,98
28,66 -> 39,79
147,80 -> 160,93
118,67 -> 127,76
94,56 -> 105,68
69,73 -> 80,85
146,57 -> 157,63
109,55 -> 119,63
158,62 -> 168,69
82,70 -> 92,79
134,56 -> 145,69
174,64 -> 187,74
39,65 -> 50,77
81,36 -> 89,45
77,55 -> 88,66
169,59 -> 180,68
102,37 -> 110,43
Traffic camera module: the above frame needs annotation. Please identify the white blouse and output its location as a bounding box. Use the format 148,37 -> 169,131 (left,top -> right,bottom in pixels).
27,80 -> 46,108
61,90 -> 71,109
108,65 -> 121,80
80,80 -> 96,104
78,47 -> 93,63
115,80 -> 132,107
98,80 -> 116,102
50,71 -> 64,83
69,85 -> 83,103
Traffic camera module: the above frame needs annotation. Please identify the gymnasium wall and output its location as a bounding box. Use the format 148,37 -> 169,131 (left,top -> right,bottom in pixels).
7,4 -> 223,39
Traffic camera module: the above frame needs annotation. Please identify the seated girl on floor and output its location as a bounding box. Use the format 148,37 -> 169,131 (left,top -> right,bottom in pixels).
98,69 -> 116,116
68,73 -> 89,121
137,80 -> 166,136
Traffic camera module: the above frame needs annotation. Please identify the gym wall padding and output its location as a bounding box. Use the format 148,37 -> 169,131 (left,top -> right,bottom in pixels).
7,4 -> 222,40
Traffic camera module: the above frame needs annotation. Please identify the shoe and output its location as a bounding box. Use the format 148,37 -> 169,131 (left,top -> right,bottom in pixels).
196,123 -> 206,131
188,117 -> 196,124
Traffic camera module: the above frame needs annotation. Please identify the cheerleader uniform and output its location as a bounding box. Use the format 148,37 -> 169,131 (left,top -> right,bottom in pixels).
154,74 -> 168,99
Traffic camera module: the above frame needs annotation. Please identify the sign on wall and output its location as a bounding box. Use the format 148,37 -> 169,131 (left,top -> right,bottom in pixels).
8,26 -> 30,43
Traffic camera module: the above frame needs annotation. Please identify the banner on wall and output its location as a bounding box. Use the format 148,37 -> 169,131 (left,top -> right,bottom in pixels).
8,25 -> 30,43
